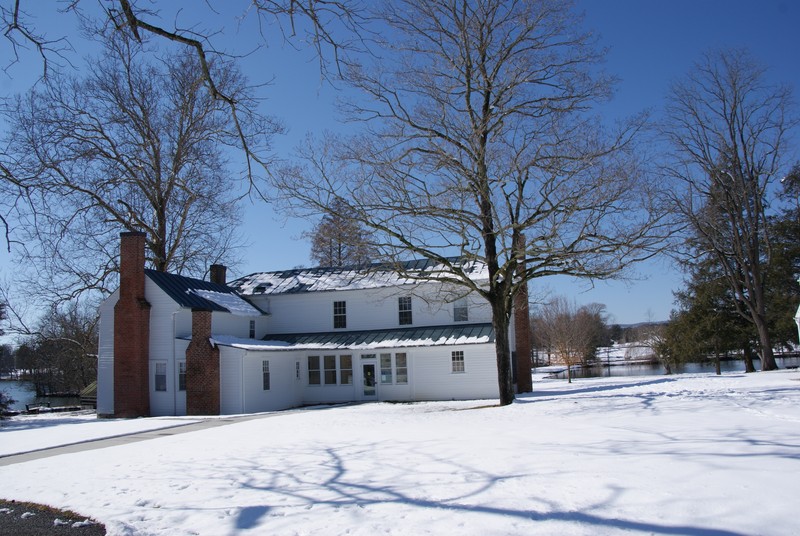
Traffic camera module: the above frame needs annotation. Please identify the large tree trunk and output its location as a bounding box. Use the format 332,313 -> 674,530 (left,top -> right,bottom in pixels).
491,304 -> 515,406
743,341 -> 757,373
754,314 -> 778,371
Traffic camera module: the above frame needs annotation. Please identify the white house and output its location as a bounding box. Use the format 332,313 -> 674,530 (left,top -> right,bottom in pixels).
97,232 -> 530,417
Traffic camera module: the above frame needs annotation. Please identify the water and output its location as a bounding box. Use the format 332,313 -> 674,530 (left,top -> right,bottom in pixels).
0,379 -> 80,411
538,356 -> 800,380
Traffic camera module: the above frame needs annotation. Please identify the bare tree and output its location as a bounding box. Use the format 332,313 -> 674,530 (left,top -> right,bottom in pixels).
1,35 -> 276,301
0,1 -> 364,190
307,199 -> 377,267
273,0 -> 668,405
662,49 -> 797,372
534,297 -> 598,383
21,303 -> 99,396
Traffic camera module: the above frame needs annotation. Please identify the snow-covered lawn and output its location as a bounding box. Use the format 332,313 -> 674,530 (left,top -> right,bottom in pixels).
2,371 -> 799,535
0,413 -> 199,456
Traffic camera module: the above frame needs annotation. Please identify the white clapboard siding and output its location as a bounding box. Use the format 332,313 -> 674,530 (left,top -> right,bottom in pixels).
410,344 -> 499,401
241,352 -> 302,412
96,290 -> 118,416
147,280 -> 183,416
256,284 -> 492,335
220,348 -> 244,415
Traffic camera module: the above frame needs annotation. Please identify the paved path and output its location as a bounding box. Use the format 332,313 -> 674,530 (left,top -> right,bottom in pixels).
0,414 -> 268,467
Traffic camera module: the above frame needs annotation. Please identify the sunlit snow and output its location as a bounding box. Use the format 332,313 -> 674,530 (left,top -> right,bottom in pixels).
1,371 -> 799,535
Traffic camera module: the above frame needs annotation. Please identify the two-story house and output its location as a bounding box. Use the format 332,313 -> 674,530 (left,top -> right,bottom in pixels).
97,232 -> 526,417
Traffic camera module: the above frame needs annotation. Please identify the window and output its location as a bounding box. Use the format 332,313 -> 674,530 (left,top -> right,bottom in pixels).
340,355 -> 353,385
333,300 -> 347,329
178,361 -> 186,391
324,355 -> 337,384
396,353 -> 408,384
399,296 -> 412,325
451,351 -> 465,373
262,360 -> 271,390
308,355 -> 321,385
155,362 -> 167,391
378,353 -> 408,385
249,320 -> 256,339
296,361 -> 301,380
380,353 -> 393,384
454,298 -> 469,322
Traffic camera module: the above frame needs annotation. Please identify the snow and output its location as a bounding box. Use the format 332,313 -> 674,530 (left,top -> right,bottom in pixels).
210,330 -> 493,351
232,260 -> 490,296
188,289 -> 262,316
2,371 -> 799,535
0,413 -> 199,457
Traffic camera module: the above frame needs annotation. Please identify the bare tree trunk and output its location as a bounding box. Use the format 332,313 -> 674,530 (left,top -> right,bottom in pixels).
743,341 -> 757,373
754,317 -> 778,371
491,302 -> 515,406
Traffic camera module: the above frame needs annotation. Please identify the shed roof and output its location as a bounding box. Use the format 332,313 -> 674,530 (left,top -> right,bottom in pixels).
209,323 -> 494,351
229,258 -> 489,296
145,269 -> 262,316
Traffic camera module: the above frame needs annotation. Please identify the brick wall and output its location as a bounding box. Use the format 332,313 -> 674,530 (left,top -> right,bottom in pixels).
113,231 -> 152,418
186,309 -> 220,415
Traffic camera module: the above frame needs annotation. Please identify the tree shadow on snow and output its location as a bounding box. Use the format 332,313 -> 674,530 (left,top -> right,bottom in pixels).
222,439 -> 747,536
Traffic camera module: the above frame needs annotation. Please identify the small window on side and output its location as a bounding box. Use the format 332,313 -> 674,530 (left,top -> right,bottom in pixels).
249,319 -> 256,339
451,351 -> 465,373
178,361 -> 186,391
155,362 -> 167,391
398,296 -> 412,325
262,360 -> 270,390
454,298 -> 469,322
333,301 -> 347,329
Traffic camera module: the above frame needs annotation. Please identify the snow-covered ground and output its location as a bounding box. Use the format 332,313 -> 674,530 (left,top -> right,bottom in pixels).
1,371 -> 799,535
0,413 -> 199,456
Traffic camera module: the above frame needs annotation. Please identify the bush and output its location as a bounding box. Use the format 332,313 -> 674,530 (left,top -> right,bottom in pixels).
0,391 -> 15,417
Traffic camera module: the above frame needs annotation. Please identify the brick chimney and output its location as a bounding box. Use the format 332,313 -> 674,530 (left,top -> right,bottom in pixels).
209,264 -> 227,285
113,231 -> 152,417
186,309 -> 220,415
514,234 -> 533,393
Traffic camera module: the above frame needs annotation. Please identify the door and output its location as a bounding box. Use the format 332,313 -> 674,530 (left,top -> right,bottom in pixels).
362,362 -> 377,400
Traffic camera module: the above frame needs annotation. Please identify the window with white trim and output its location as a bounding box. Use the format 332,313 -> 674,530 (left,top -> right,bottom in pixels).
262,360 -> 271,390
296,361 -> 301,380
333,301 -> 347,329
155,362 -> 167,391
453,298 -> 469,322
380,353 -> 393,383
178,361 -> 186,391
378,353 -> 409,385
399,296 -> 412,325
340,355 -> 353,385
308,355 -> 321,385
396,353 -> 408,384
451,351 -> 465,373
249,320 -> 256,338
324,355 -> 337,385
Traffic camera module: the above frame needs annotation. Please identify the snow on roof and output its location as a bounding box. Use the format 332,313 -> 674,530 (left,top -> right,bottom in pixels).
210,323 -> 494,351
145,269 -> 263,316
230,258 -> 489,296
189,289 -> 262,317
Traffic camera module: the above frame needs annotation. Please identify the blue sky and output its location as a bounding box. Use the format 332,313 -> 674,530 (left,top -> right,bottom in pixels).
1,0 -> 798,326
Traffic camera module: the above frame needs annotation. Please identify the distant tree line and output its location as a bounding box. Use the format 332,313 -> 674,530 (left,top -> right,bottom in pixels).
4,305 -> 97,396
